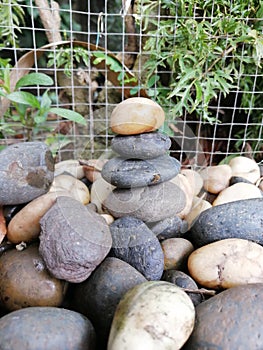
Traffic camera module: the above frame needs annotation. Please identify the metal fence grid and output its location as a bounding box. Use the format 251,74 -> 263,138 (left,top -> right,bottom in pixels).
0,0 -> 262,167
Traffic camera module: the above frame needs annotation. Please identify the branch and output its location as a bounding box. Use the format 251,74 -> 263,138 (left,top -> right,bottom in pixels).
35,0 -> 62,44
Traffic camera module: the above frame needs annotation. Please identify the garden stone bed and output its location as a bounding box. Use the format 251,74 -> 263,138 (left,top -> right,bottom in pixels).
0,98 -> 262,349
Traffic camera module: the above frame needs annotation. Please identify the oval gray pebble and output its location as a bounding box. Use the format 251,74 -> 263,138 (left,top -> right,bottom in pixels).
190,198 -> 263,247
111,132 -> 171,159
101,155 -> 181,188
104,181 -> 186,223
0,307 -> 96,350
109,216 -> 164,280
0,142 -> 54,205
184,284 -> 263,350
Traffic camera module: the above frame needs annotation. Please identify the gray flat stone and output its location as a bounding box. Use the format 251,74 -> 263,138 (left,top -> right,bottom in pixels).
104,181 -> 186,223
101,155 -> 181,188
0,142 -> 54,205
111,132 -> 171,159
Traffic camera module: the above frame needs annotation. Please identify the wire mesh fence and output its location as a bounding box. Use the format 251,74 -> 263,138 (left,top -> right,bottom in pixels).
0,0 -> 262,167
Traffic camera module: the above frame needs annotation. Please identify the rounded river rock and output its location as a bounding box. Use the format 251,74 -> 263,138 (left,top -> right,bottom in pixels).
162,270 -> 202,306
0,244 -> 66,311
190,198 -> 263,247
184,284 -> 263,350
104,181 -> 186,223
109,216 -> 164,280
72,257 -> 146,348
111,132 -> 171,159
101,155 -> 181,188
149,215 -> 188,240
39,196 -> 112,283
0,142 -> 54,205
0,307 -> 96,350
188,238 -> 263,289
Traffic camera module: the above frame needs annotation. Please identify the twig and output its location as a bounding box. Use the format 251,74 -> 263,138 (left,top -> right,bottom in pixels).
182,287 -> 216,296
35,0 -> 62,44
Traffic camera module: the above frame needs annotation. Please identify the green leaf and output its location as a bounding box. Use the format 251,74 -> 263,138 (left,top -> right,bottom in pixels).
49,108 -> 86,125
15,73 -> 54,89
194,80 -> 202,104
7,91 -> 40,108
40,91 -> 52,111
0,90 -> 6,97
34,115 -> 48,124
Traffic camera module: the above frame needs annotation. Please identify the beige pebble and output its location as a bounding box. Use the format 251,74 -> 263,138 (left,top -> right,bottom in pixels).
213,182 -> 262,206
108,281 -> 195,350
161,238 -> 194,271
49,174 -> 90,205
90,177 -> 115,214
110,97 -> 165,135
180,169 -> 203,196
229,156 -> 260,183
82,159 -> 108,183
185,196 -> 212,227
199,164 -> 232,194
54,160 -> 84,179
100,214 -> 114,225
170,174 -> 194,218
188,238 -> 263,289
7,191 -> 72,243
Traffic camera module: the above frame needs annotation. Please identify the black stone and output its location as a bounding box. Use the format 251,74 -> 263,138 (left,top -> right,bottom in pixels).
190,198 -> 263,247
162,270 -> 203,306
109,216 -> 164,280
111,132 -> 171,159
0,307 -> 96,350
101,155 -> 181,188
72,257 -> 146,349
229,176 -> 253,185
149,216 -> 188,240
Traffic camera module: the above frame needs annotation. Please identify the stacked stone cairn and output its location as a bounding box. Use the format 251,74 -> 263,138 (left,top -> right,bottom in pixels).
101,97 -> 187,224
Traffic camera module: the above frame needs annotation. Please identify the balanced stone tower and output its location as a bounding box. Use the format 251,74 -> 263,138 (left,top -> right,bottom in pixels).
102,97 -> 187,224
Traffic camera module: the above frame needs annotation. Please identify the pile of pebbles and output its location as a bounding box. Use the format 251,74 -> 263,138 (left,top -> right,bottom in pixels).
0,97 -> 262,350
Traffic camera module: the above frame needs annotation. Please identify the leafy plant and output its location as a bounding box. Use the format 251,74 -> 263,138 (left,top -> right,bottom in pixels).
47,47 -> 91,77
47,47 -> 137,84
0,70 -> 86,140
0,0 -> 25,47
135,0 -> 263,123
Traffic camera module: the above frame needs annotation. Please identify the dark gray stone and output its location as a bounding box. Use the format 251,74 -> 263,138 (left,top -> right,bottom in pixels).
109,216 -> 164,280
0,142 -> 54,205
101,155 -> 181,188
149,216 -> 188,240
39,196 -> 112,283
104,181 -> 186,223
183,284 -> 263,350
72,257 -> 146,348
111,132 -> 171,159
0,307 -> 96,350
190,198 -> 263,247
162,270 -> 203,306
229,176 -> 253,185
